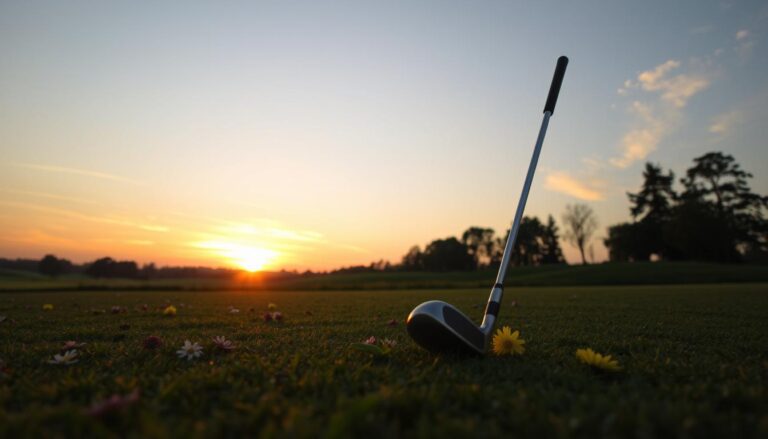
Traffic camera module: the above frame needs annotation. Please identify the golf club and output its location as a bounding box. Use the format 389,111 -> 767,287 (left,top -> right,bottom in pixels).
406,56 -> 569,355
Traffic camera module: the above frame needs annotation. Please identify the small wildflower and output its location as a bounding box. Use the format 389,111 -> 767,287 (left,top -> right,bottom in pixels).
142,335 -> 163,350
268,303 -> 277,311
381,338 -> 397,350
576,348 -> 622,372
176,340 -> 203,361
140,304 -> 149,311
387,319 -> 398,326
86,389 -> 140,417
364,336 -> 377,345
229,308 -> 240,314
262,312 -> 273,322
272,311 -> 283,322
491,326 -> 526,356
62,340 -> 86,351
212,336 -> 236,352
49,350 -> 79,365
110,306 -> 122,314
163,305 -> 177,316
42,304 -> 54,311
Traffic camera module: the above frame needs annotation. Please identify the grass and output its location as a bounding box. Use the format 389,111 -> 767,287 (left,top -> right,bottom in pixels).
2,261 -> 767,291
1,284 -> 767,437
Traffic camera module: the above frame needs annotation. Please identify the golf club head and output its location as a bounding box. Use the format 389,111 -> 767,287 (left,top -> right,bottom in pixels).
406,300 -> 487,355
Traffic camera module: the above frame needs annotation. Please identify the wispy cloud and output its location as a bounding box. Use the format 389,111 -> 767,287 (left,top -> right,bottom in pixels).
734,28 -> 755,59
610,101 -> 667,168
11,163 -> 143,185
0,200 -> 168,233
612,59 -> 710,168
0,188 -> 103,206
544,171 -> 604,201
709,110 -> 742,135
635,60 -> 710,108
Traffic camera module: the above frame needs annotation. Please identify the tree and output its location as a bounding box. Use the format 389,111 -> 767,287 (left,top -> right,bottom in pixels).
628,163 -> 677,221
510,217 -> 545,266
400,246 -> 424,271
626,163 -> 677,259
85,257 -> 139,278
679,152 -> 767,259
461,227 -> 496,268
604,222 -> 653,262
562,204 -> 598,264
38,254 -> 71,277
421,238 -> 475,271
541,215 -> 565,264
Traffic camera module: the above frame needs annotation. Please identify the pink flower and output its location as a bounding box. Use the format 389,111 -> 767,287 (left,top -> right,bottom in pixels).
142,335 -> 163,350
212,336 -> 236,352
364,336 -> 377,345
262,312 -> 273,322
62,340 -> 86,351
86,389 -> 140,417
110,306 -> 122,314
140,304 -> 149,311
272,312 -> 283,322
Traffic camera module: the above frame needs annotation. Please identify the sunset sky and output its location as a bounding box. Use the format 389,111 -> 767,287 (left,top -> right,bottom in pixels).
1,1 -> 767,271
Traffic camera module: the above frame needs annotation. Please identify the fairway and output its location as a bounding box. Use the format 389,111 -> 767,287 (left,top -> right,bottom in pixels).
1,284 -> 767,437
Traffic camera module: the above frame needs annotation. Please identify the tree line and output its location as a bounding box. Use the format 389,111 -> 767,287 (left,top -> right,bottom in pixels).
396,215 -> 567,271
605,151 -> 767,263
0,256 -> 241,279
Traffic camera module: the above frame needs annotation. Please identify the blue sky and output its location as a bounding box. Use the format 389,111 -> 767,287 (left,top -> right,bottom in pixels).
1,0 -> 766,269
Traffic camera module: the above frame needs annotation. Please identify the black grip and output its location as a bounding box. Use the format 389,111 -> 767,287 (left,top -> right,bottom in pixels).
543,56 -> 568,115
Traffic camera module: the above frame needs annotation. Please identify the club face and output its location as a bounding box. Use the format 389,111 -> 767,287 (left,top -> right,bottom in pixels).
406,300 -> 486,355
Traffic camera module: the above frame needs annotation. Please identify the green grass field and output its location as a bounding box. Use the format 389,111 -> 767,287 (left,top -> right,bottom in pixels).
1,284 -> 767,437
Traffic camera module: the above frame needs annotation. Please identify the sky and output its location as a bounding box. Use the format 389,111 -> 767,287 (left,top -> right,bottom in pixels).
1,0 -> 767,271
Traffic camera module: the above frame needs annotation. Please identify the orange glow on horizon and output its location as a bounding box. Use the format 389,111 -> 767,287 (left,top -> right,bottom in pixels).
193,240 -> 279,272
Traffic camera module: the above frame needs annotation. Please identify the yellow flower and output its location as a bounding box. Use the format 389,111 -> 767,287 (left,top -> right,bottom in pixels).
163,305 -> 177,316
42,304 -> 54,311
575,348 -> 621,372
491,326 -> 525,356
268,303 -> 277,311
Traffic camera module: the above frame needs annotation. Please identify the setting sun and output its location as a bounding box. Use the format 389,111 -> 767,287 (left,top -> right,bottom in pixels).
193,240 -> 278,272
230,246 -> 277,272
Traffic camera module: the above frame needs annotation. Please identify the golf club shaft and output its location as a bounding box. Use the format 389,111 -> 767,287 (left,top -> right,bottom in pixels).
479,112 -> 550,333
495,112 -> 550,286
480,56 -> 568,335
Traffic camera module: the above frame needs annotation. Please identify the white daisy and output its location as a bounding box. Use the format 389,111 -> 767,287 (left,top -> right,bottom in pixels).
49,349 -> 79,365
176,340 -> 203,361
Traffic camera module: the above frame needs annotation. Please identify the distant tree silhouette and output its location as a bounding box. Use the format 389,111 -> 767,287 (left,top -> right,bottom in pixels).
541,215 -> 566,264
400,246 -> 424,271
605,152 -> 766,263
421,238 -> 475,271
679,152 -> 767,260
562,204 -> 598,264
461,227 -> 496,268
85,257 -> 139,279
510,217 -> 545,266
38,254 -> 71,277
